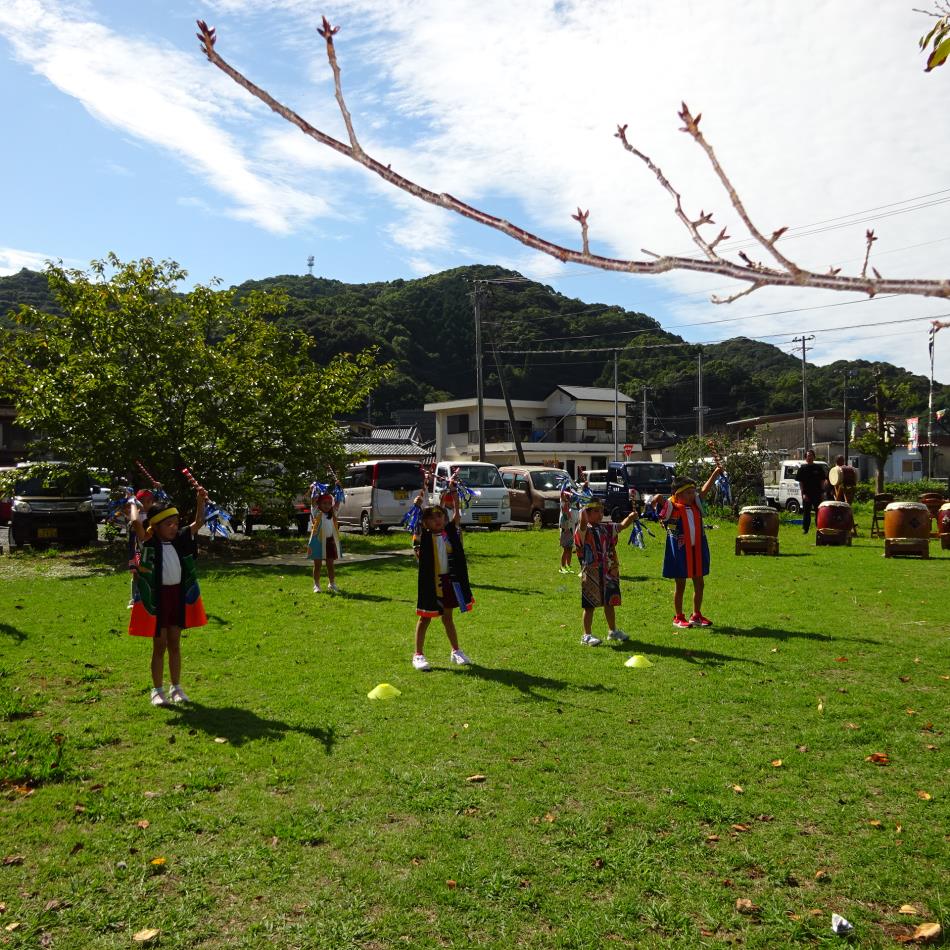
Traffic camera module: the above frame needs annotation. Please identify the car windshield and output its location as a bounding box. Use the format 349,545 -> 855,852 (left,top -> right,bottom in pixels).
530,470 -> 573,491
15,472 -> 91,497
623,463 -> 671,484
451,465 -> 503,488
375,463 -> 425,492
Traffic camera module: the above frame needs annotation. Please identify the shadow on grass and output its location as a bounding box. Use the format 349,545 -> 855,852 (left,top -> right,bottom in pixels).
617,638 -> 763,668
442,663 -> 616,703
474,583 -> 546,595
0,622 -> 27,643
715,625 -> 881,646
163,701 -> 337,753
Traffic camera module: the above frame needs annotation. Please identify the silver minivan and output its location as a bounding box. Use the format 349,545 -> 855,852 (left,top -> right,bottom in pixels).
337,459 -> 426,534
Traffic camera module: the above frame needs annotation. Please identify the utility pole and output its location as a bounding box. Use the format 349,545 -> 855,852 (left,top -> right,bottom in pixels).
473,283 -> 485,462
843,370 -> 855,462
613,350 -> 619,462
792,335 -> 815,453
694,348 -> 709,438
641,387 -> 650,449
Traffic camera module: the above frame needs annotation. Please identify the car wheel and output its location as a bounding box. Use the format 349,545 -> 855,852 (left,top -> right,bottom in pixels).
785,499 -> 801,513
488,524 -> 501,532
296,514 -> 310,534
531,509 -> 543,528
610,507 -> 624,523
244,517 -> 255,533
361,511 -> 372,535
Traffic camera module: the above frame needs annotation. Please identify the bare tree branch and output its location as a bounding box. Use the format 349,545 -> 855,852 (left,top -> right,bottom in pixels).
861,229 -> 878,280
196,18 -> 950,303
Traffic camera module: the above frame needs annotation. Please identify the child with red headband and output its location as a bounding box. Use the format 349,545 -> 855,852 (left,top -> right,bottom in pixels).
660,467 -> 722,629
308,489 -> 342,593
126,486 -> 208,707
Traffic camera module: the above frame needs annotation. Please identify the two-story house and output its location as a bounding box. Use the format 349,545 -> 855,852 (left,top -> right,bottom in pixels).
425,386 -> 636,478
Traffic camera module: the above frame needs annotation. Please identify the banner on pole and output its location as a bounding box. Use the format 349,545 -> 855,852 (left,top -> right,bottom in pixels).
906,417 -> 919,452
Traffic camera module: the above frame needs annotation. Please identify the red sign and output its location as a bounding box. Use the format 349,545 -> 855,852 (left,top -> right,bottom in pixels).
623,444 -> 634,456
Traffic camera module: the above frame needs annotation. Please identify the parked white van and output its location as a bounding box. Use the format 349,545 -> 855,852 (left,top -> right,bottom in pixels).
431,461 -> 511,529
763,458 -> 829,512
337,459 -> 427,534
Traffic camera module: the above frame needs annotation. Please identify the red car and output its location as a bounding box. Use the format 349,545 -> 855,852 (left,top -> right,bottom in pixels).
0,496 -> 12,526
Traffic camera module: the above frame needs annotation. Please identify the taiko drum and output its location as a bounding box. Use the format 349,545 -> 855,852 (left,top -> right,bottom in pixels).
817,500 -> 853,535
737,505 -> 779,538
939,502 -> 950,549
884,501 -> 930,540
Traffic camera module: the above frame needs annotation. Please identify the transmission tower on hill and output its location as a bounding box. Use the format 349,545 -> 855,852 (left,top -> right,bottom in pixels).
306,255 -> 315,276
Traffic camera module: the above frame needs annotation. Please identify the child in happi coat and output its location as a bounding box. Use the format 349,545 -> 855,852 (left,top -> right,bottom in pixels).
127,488 -> 158,608
660,467 -> 722,629
574,498 -> 639,646
410,484 -> 474,671
557,480 -> 577,574
308,488 -> 342,593
126,487 -> 209,707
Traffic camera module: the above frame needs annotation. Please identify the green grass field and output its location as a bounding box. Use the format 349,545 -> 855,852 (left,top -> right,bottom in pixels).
1,512 -> 948,949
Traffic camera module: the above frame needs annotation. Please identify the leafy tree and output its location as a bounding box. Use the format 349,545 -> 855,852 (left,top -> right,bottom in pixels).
850,374 -> 913,492
675,432 -> 775,513
0,255 -> 387,509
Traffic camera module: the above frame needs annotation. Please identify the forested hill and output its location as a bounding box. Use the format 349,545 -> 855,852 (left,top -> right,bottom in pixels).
233,266 -> 949,437
2,266 -> 947,437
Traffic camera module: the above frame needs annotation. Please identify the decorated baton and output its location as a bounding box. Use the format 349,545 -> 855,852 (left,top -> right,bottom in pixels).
181,466 -> 233,539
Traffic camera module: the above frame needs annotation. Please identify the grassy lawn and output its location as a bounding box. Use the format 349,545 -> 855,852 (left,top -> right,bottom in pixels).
1,512 -> 948,948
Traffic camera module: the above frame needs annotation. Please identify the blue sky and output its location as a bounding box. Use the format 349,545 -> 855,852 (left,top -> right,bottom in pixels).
3,0 -> 950,384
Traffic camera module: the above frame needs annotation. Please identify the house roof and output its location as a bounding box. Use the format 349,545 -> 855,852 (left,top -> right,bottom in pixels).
345,439 -> 435,461
554,385 -> 633,403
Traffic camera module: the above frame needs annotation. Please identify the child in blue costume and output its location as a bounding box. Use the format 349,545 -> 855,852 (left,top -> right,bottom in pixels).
660,467 -> 721,629
410,483 -> 474,671
308,489 -> 341,593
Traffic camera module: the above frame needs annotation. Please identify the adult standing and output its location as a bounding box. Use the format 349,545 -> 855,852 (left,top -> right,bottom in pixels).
796,450 -> 826,534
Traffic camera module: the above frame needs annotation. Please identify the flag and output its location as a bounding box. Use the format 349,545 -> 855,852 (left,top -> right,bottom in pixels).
937,408 -> 947,422
906,417 -> 919,452
931,319 -> 950,363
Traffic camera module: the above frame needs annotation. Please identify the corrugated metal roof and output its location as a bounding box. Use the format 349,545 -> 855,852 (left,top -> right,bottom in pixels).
556,385 -> 633,403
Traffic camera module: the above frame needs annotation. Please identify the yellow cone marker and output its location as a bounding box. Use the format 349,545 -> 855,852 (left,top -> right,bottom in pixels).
367,683 -> 402,700
625,654 -> 653,668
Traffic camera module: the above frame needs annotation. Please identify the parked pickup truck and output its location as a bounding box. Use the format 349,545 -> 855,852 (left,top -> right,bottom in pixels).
764,459 -> 829,512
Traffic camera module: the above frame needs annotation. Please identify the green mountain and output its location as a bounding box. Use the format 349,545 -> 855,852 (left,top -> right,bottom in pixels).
3,265 -> 947,438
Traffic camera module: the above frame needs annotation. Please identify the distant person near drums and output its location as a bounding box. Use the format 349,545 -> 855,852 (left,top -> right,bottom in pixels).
795,450 -> 826,534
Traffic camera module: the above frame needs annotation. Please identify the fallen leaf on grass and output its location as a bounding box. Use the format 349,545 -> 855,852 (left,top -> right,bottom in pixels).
69,843 -> 83,856
705,834 -> 720,843
149,857 -> 166,867
542,812 -> 556,823
213,737 -> 228,744
845,722 -> 860,730
835,657 -> 848,662
592,858 -> 605,869
940,675 -> 949,681
896,823 -> 903,834
925,744 -> 938,751
814,869 -> 830,881
731,784 -> 744,794
916,791 -> 932,801
868,819 -> 883,828
809,908 -> 823,917
0,902 -> 5,913
445,879 -> 457,889
5,922 -> 22,933
900,676 -> 911,683
2,855 -> 24,866
817,699 -> 824,714
797,744 -> 809,752
466,774 -> 486,783
907,709 -> 917,715
735,898 -> 759,914
43,899 -> 66,912
756,814 -> 774,822
731,824 -> 751,833
771,759 -> 783,767
896,922 -> 943,944
136,820 -> 150,830
898,904 -> 919,916
787,912 -> 801,920
143,791 -> 159,799
866,752 -> 890,765
73,804 -> 85,814
132,929 -> 160,943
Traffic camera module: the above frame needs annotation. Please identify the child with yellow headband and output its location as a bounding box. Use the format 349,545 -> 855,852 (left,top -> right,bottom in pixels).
660,466 -> 721,629
126,486 -> 209,707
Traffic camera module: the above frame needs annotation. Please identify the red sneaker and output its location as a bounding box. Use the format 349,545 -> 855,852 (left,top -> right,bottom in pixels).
689,612 -> 713,627
672,614 -> 691,629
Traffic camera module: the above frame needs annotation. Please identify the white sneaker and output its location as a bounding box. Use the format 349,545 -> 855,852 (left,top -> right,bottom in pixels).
412,653 -> 431,671
607,629 -> 630,642
328,583 -> 339,593
450,649 -> 471,665
580,633 -> 602,646
312,584 -> 321,593
150,687 -> 168,707
168,685 -> 190,703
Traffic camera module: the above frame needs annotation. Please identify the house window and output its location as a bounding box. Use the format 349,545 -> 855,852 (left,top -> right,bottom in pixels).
447,413 -> 469,435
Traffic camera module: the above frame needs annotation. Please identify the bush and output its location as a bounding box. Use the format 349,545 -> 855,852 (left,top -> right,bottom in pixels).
852,479 -> 948,503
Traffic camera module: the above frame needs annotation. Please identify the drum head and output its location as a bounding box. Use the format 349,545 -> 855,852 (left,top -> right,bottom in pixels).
829,467 -> 841,486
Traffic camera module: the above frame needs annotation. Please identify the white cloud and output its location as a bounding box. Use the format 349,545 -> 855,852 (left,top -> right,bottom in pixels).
0,247 -> 57,275
0,0 -> 331,233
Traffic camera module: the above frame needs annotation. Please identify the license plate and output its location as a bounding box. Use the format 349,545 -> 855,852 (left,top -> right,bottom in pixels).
393,490 -> 408,500
37,527 -> 58,539
479,515 -> 492,525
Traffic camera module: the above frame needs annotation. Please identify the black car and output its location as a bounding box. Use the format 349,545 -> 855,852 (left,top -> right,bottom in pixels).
604,461 -> 673,522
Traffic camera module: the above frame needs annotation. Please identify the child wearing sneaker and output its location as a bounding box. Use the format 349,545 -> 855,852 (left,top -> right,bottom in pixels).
125,486 -> 209,707
660,467 -> 722,629
557,479 -> 578,574
308,488 -> 342,593
410,484 -> 474,671
574,498 -> 639,646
